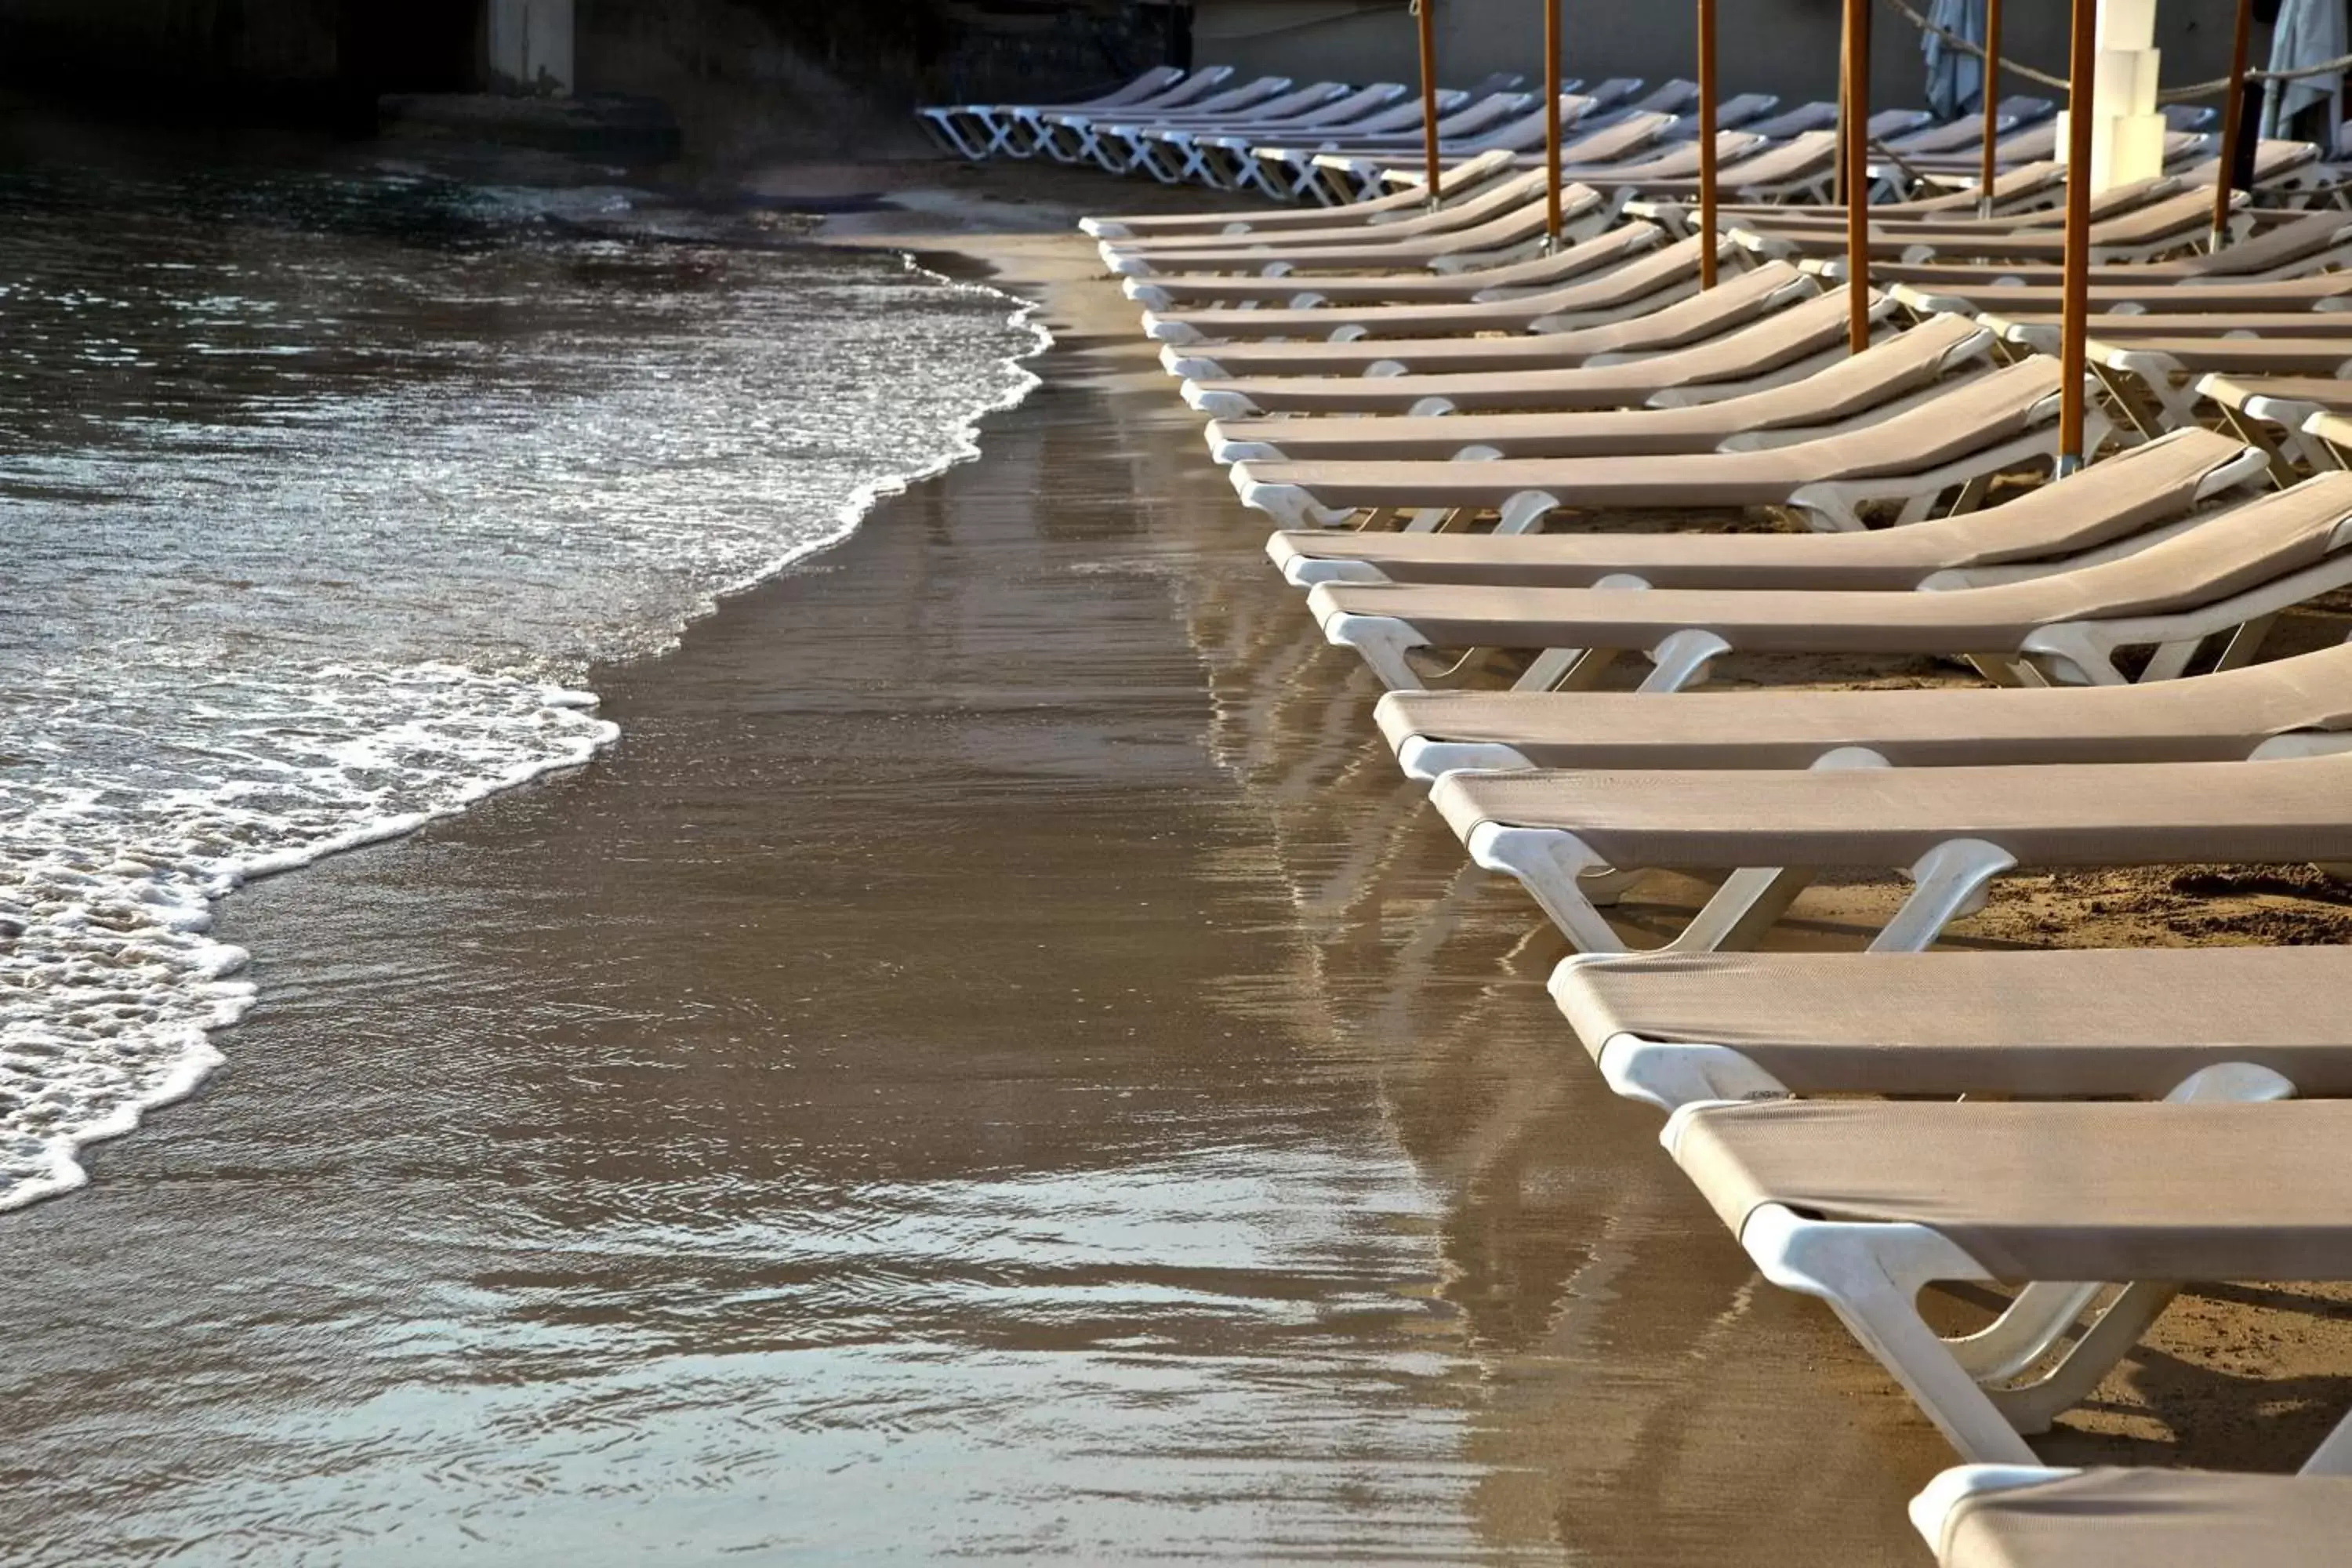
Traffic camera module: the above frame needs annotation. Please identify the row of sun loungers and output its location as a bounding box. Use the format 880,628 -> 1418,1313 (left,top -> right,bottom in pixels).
1068,78 -> 2352,1559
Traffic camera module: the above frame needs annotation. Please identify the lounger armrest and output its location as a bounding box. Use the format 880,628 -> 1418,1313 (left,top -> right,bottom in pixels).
1907,1467 -> 2082,1557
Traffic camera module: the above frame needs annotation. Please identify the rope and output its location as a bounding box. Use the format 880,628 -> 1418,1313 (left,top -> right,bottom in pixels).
1879,0 -> 2352,104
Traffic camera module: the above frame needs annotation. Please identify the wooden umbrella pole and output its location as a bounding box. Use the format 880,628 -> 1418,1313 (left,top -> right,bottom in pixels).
1697,0 -> 1719,287
1417,0 -> 1443,204
2059,0 -> 2097,473
1842,0 -> 1870,353
1977,0 -> 2003,216
2214,0 -> 2255,252
1545,0 -> 1563,245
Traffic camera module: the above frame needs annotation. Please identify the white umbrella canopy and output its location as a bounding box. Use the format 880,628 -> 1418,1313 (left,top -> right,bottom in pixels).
2262,0 -> 2347,142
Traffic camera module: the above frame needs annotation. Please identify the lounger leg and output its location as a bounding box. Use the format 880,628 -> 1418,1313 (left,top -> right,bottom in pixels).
1463,824 -> 1628,953
1736,1208 -> 2042,1464
1984,1283 -> 2183,1436
2301,1407 -> 2352,1474
1664,866 -> 1817,953
1636,630 -> 1733,693
1867,840 -> 2019,953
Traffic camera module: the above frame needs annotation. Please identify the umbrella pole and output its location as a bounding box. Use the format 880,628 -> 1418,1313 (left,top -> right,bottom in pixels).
1842,0 -> 1870,354
2214,0 -> 2255,252
1698,0 -> 1719,286
1978,0 -> 2003,217
1546,0 -> 1563,247
1416,0 -> 1443,205
2059,0 -> 2097,474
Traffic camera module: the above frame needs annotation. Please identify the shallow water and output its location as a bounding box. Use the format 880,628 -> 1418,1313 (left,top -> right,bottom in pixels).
0,129 -> 1040,1203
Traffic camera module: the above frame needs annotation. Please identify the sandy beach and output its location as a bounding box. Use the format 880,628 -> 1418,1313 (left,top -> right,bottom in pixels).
8,154 -> 2352,1564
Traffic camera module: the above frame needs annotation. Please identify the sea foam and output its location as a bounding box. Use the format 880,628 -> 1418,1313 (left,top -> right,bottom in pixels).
0,161 -> 1048,1207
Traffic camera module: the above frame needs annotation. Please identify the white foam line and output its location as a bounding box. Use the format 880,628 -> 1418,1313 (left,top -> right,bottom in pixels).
5,262 -> 1056,1214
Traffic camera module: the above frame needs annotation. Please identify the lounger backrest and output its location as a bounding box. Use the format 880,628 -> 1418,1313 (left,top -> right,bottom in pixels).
1790,357 -> 2063,481
1929,428 -> 2256,564
2185,209 -> 2352,275
1091,66 -> 1189,110
1972,469 -> 2352,624
1555,113 -> 1674,165
1624,78 -> 1701,116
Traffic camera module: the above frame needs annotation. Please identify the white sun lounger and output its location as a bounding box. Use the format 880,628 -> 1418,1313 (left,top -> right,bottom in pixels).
1912,1466 -> 2352,1566
1185,281 -> 1896,416
1305,448 -> 2350,696
1266,423 -> 2258,584
919,65 -> 1195,161
1667,1098 -> 2352,1467
1234,353 -> 2059,532
1160,260 -> 1817,380
1555,946 -> 2352,1111
1210,313 -> 1994,462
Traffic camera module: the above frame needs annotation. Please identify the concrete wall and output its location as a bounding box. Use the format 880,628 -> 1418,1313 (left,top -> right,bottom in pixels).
488,0 -> 575,93
1192,0 -> 2251,114
0,0 -> 343,88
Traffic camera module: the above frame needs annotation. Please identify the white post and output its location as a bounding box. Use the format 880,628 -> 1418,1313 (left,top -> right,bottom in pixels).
488,0 -> 575,96
2056,0 -> 2163,191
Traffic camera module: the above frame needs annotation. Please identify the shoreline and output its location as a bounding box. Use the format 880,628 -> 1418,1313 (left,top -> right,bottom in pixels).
8,154 -> 2352,1561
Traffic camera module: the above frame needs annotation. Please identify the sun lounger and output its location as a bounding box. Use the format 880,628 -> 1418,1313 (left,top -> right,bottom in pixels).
1091,78 -> 1353,176
2300,408 -> 2352,473
1305,445 -> 2352,697
1913,1466 -> 2352,1566
1890,271 -> 2352,320
1375,632 -> 2352,785
1122,220 -> 1673,313
1101,165 -> 1566,257
1170,83 -> 1421,191
1667,1098 -> 2352,1465
1658,92 -> 1780,138
1140,228 -> 1713,345
1555,946 -> 2352,1111
2085,336 -> 2352,439
1834,208 -> 2352,291
1359,112 -> 1679,193
1740,186 -> 2230,267
1105,176 -> 1612,278
919,64 -> 1196,161
1209,314 -> 1994,462
1259,91 -> 1557,204
1160,261 -> 1817,379
1235,352 -> 2056,530
2201,375 -> 2352,477
1116,81 -> 1394,183
1878,96 -> 2052,155
1581,129 -> 1845,208
1184,283 -> 1889,416
1435,665 -> 2352,963
1688,98 -> 1846,142
1081,147 -> 1521,241
1268,424 -> 2257,582
1037,73 -> 1295,167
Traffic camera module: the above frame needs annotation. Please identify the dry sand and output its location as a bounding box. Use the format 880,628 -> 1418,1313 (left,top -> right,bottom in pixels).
2,154 -> 2349,1564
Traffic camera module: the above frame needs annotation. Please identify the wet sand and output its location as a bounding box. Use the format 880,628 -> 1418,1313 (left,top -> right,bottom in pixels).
6,160 -> 2352,1565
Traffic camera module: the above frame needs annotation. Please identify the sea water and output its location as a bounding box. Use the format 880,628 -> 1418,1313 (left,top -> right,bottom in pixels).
0,143 -> 1044,1207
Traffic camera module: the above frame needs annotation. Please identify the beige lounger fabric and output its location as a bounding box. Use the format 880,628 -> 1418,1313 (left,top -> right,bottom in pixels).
1248,357 -> 2057,507
1428,753 -> 2352,870
1194,288 -> 1870,414
1149,231 -> 1708,341
1893,275 -> 2352,314
1311,474 -> 2348,652
1936,1470 -> 2352,1568
1556,949 -> 2352,1097
1172,263 -> 1809,376
1371,642 -> 2352,768
1271,426 -> 2247,585
1674,1098 -> 2352,1280
1211,315 -> 1987,461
